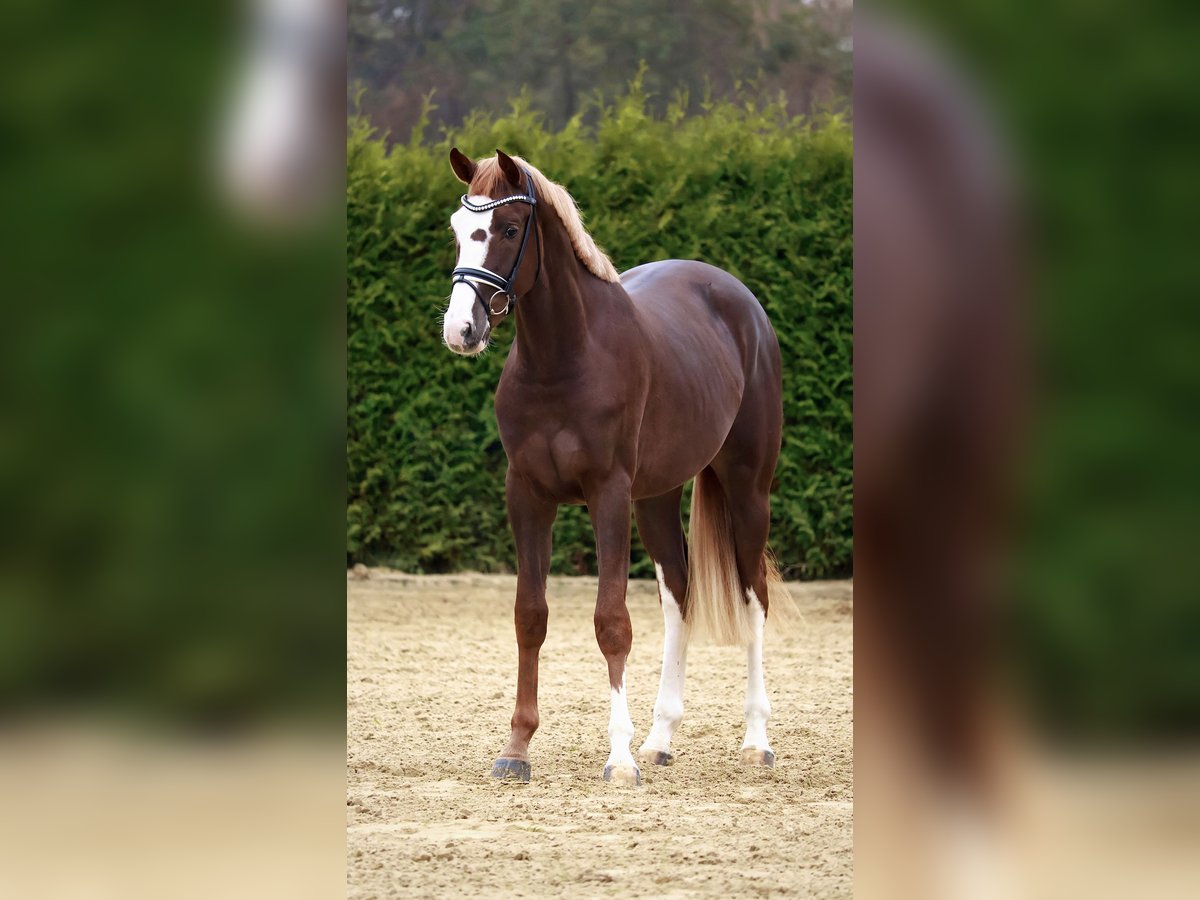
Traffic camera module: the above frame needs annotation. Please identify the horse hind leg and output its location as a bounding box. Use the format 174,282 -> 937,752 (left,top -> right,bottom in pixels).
740,583 -> 775,769
633,487 -> 690,767
717,474 -> 777,768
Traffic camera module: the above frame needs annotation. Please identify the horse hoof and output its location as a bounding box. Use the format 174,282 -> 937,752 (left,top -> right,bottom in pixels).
490,757 -> 531,782
602,763 -> 642,787
740,748 -> 776,768
637,748 -> 675,767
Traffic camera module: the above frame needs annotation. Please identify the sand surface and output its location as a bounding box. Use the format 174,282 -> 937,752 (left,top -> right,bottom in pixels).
347,573 -> 852,897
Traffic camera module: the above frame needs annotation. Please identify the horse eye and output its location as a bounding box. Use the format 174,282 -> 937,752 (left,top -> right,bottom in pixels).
504,225 -> 518,239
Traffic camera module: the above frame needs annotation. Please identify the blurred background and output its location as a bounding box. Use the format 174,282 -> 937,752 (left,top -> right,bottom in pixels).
0,0 -> 344,895
855,1 -> 1200,897
349,0 -> 852,139
1,0 -> 345,728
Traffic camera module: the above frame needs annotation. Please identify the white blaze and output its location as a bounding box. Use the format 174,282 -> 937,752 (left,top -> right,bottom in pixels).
640,563 -> 690,756
444,198 -> 494,350
742,588 -> 773,753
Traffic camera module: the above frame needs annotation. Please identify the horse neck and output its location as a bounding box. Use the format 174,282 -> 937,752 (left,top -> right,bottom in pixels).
511,218 -> 625,375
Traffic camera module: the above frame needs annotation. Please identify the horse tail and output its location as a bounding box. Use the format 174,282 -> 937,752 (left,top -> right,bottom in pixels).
763,544 -> 800,637
685,467 -> 756,646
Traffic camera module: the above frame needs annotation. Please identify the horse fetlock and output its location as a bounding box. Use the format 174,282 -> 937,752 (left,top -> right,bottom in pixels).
654,700 -> 684,730
510,710 -> 539,737
744,699 -> 771,723
741,709 -> 772,757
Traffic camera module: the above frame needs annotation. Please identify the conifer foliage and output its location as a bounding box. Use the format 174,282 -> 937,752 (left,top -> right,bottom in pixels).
348,83 -> 852,578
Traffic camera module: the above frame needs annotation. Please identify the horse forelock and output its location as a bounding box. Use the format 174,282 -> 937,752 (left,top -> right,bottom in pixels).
468,157 -> 620,284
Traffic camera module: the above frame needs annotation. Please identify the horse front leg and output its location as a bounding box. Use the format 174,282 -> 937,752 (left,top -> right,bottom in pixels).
586,475 -> 640,786
491,470 -> 557,782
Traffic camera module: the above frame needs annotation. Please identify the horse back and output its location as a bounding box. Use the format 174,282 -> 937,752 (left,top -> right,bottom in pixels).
622,259 -> 779,387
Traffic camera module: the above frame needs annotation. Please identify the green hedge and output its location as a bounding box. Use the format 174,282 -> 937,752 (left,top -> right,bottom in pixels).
348,82 -> 852,579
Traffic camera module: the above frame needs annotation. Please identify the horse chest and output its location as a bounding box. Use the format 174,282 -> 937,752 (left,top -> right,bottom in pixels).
504,425 -> 594,497
497,374 -> 629,485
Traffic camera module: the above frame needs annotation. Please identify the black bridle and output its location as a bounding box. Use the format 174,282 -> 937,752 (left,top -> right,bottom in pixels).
450,169 -> 542,318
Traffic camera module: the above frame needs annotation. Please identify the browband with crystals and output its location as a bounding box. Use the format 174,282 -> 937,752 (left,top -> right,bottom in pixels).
459,192 -> 537,213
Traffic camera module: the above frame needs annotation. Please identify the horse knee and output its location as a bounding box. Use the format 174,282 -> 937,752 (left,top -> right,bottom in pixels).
593,608 -> 632,659
515,594 -> 548,648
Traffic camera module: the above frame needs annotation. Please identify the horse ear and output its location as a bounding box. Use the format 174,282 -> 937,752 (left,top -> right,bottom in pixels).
496,149 -> 523,188
449,147 -> 476,185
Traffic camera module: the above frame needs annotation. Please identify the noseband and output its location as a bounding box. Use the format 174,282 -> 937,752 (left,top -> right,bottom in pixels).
450,169 -> 542,318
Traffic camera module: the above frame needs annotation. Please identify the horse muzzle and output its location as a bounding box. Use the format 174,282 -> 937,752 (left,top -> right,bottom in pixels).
443,317 -> 491,356
443,281 -> 494,355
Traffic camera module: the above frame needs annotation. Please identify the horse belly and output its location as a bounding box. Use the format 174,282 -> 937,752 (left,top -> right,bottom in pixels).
631,372 -> 742,499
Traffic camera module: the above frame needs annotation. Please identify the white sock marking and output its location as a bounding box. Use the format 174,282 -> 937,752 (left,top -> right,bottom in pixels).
742,588 -> 773,753
607,674 -> 637,771
640,563 -> 689,755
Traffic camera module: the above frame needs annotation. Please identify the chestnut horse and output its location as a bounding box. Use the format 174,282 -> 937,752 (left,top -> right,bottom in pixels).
442,149 -> 783,786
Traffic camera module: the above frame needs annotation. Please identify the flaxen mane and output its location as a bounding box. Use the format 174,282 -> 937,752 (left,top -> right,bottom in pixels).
469,157 -> 620,283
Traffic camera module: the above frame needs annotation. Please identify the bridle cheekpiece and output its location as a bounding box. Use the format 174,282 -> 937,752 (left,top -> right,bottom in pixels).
450,168 -> 541,318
